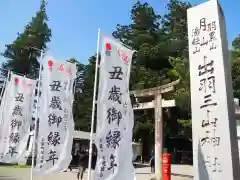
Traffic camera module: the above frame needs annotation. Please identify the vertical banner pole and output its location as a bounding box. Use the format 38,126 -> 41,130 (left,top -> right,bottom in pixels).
30,50 -> 43,180
87,28 -> 101,180
73,62 -> 77,98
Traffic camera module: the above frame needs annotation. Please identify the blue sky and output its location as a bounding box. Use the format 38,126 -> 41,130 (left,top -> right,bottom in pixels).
0,0 -> 239,65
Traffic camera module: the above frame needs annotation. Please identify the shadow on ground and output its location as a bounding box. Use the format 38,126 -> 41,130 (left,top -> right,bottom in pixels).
171,173 -> 193,178
135,172 -> 150,174
0,176 -> 20,180
69,162 -> 150,170
133,163 -> 149,169
135,172 -> 194,177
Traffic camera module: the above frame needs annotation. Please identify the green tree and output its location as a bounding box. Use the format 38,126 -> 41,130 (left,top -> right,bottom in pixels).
112,2 -> 166,147
168,56 -> 190,112
162,0 -> 193,140
112,1 -> 188,159
113,1 -> 173,90
73,55 -> 98,131
74,0 -> 194,157
162,0 -> 192,58
167,56 -> 192,139
231,35 -> 240,98
1,0 -> 51,78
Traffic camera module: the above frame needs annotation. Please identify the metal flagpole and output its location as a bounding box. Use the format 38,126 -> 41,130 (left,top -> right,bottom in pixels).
30,50 -> 43,180
87,28 -> 101,180
73,62 -> 77,96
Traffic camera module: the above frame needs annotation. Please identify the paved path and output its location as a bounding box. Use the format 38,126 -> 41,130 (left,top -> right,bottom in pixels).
0,165 -> 193,180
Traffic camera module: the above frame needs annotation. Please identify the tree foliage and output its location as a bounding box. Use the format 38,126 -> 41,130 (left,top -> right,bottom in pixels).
72,0 -> 195,146
73,55 -> 98,131
111,0 -> 194,153
1,0 -> 51,78
231,35 -> 240,98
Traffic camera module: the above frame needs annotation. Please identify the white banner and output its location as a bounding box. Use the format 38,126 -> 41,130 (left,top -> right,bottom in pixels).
94,35 -> 135,180
34,56 -> 76,175
0,73 -> 36,163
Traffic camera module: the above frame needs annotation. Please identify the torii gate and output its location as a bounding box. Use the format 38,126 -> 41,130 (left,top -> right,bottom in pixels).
131,80 -> 179,180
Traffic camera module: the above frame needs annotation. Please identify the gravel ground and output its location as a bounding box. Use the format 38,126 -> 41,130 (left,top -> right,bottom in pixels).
0,164 -> 193,180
